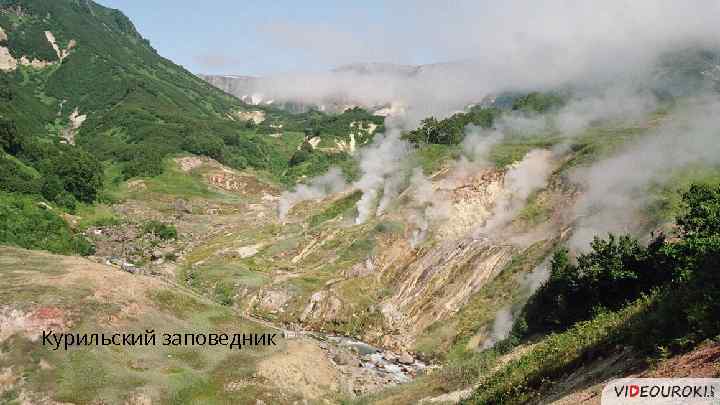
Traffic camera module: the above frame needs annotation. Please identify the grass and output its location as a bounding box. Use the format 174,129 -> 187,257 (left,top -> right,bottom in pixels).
489,134 -> 561,168
308,190 -> 362,227
75,202 -> 120,230
556,126 -> 648,173
149,289 -> 210,320
139,159 -> 221,199
468,295 -> 654,404
516,190 -> 552,227
181,259 -> 272,308
0,191 -> 93,255
412,144 -> 461,175
56,349 -> 110,404
646,164 -> 720,224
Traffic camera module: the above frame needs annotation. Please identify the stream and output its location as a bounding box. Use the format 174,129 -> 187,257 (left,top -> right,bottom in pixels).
326,335 -> 428,384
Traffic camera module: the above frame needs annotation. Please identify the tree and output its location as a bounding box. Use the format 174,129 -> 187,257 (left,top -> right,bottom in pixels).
52,146 -> 104,203
0,119 -> 23,155
677,183 -> 720,238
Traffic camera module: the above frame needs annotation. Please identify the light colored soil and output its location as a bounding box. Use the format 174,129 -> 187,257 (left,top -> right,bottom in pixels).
257,338 -> 342,400
0,45 -> 17,71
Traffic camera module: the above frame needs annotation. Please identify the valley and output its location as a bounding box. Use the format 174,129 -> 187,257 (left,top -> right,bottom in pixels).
1,1 -> 720,404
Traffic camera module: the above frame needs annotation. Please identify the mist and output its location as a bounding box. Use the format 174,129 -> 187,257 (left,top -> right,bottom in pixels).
475,150 -> 554,237
568,96 -> 720,250
483,260 -> 551,349
353,130 -> 412,224
232,0 -> 720,124
278,167 -> 348,221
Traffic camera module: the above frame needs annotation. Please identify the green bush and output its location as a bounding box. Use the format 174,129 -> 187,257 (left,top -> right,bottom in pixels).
516,183 -> 720,349
511,91 -> 566,113
517,234 -> 671,336
0,155 -> 41,194
142,220 -> 177,240
0,191 -> 94,255
0,118 -> 24,155
403,106 -> 500,145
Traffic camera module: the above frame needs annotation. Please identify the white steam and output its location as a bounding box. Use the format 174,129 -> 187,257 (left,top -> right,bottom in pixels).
278,167 -> 347,221
482,307 -> 513,349
353,130 -> 411,224
569,97 -> 720,250
483,260 -> 551,349
406,168 -> 441,248
476,150 -> 554,236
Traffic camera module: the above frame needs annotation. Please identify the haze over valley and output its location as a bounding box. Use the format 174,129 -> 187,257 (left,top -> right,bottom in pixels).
1,1 -> 720,404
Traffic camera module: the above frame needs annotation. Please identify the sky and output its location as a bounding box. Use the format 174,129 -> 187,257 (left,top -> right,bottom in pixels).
95,0 -> 439,76
95,0 -> 720,81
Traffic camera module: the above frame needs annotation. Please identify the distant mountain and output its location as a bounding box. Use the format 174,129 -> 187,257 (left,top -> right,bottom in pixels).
199,62 -> 425,115
331,62 -> 420,76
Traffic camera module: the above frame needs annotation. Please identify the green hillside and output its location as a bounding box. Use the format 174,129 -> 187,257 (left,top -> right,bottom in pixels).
0,0 -> 382,254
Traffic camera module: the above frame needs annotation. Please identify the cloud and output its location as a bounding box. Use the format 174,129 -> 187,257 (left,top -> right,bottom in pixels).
238,0 -> 720,122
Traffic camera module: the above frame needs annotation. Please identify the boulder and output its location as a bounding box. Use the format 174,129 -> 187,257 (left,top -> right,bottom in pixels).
397,352 -> 414,365
333,351 -> 359,366
382,351 -> 397,362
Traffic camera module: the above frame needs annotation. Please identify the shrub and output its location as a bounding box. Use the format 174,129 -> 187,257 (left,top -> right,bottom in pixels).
0,192 -> 94,255
516,183 -> 720,346
0,118 -> 23,155
142,220 -> 177,240
0,155 -> 41,194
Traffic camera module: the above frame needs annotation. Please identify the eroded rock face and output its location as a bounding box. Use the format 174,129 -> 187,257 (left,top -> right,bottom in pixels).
45,31 -> 74,61
230,109 -> 266,124
270,158 -> 563,349
0,27 -> 75,72
300,291 -> 343,322
383,237 -> 515,341
435,169 -> 506,239
257,289 -> 291,314
0,45 -> 17,71
61,107 -> 87,145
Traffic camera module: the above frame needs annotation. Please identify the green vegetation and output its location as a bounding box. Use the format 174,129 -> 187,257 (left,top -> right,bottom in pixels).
142,220 -> 178,240
411,143 -> 461,175
488,134 -> 560,167
557,126 -> 649,172
308,190 -> 361,227
402,105 -> 499,145
517,235 -> 670,337
470,296 -> 653,404
402,92 -> 564,149
149,289 -> 209,319
469,183 -> 720,403
0,0 -> 376,196
0,117 -> 103,210
510,91 -> 566,114
0,191 -> 93,255
259,106 -> 384,144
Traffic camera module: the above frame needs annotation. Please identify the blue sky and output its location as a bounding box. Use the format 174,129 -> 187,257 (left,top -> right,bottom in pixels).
94,1 -> 720,81
95,0 -> 438,76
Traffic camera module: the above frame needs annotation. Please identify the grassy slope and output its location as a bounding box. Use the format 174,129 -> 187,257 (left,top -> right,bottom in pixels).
0,246 -> 304,404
